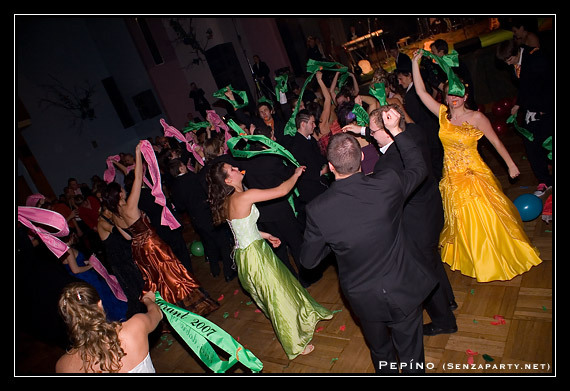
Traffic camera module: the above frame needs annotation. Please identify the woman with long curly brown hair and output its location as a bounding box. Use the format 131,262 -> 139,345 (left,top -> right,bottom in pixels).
206,161 -> 333,360
56,282 -> 162,373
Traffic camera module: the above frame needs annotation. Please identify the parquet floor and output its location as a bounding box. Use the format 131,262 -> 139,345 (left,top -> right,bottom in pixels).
14,20 -> 554,377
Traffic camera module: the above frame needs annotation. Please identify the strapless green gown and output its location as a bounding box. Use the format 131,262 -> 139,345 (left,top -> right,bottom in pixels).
228,204 -> 333,360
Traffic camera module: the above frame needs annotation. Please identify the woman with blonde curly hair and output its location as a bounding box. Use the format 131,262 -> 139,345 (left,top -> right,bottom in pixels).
56,282 -> 162,373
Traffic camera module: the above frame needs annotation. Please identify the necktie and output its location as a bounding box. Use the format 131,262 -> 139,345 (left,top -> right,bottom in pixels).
514,64 -> 521,78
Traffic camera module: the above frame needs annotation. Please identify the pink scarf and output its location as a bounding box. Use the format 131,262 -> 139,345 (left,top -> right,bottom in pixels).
104,155 -> 135,184
17,207 -> 70,258
88,254 -> 127,302
103,155 -> 121,184
25,193 -> 46,207
160,118 -> 205,171
139,140 -> 181,230
206,110 -> 231,153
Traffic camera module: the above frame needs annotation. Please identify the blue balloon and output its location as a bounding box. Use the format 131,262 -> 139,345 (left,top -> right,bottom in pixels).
513,193 -> 543,221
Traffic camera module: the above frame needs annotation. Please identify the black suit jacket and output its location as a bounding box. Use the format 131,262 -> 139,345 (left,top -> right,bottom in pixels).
373,124 -> 444,252
404,85 -> 443,176
233,108 -> 288,146
300,131 -> 437,322
237,154 -> 296,223
517,47 -> 553,114
287,132 -> 328,206
169,171 -> 214,231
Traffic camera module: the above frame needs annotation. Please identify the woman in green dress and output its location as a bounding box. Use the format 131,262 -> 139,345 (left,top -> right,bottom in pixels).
206,162 -> 333,359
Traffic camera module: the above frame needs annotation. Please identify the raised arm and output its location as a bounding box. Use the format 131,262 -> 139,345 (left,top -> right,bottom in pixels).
382,108 -> 427,198
411,50 -> 441,117
315,71 -> 332,137
125,141 -> 144,212
241,165 -> 306,205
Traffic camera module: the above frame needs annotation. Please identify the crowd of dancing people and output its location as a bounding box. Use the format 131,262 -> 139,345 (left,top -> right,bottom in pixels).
17,31 -> 551,374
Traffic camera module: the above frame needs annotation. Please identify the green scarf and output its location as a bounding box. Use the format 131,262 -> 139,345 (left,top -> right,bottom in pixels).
284,59 -> 350,137
155,293 -> 263,373
226,134 -> 300,215
369,82 -> 388,107
213,84 -> 249,109
420,49 -> 465,97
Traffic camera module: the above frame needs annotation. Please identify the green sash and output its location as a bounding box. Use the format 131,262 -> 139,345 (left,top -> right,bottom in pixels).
226,134 -> 300,215
155,293 -> 263,373
420,49 -> 465,97
213,84 -> 249,109
369,82 -> 388,106
284,59 -> 350,137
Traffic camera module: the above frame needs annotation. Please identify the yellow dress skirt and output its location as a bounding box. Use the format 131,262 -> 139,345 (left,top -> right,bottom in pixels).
437,105 -> 542,282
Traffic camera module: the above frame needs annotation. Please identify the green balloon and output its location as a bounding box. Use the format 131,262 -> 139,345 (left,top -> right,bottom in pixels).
190,241 -> 204,257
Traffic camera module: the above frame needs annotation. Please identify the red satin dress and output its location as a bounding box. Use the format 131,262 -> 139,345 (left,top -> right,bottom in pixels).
129,214 -> 219,316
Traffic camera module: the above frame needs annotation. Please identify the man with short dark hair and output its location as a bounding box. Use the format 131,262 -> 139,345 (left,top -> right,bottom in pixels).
496,39 -> 553,196
300,108 -> 436,373
345,105 -> 457,335
287,109 -> 329,228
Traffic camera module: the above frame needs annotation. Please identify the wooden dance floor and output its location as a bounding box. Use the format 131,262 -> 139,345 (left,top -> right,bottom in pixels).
15,19 -> 553,376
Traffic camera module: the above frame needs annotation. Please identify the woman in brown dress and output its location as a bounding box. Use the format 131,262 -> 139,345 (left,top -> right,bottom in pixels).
102,140 -> 219,316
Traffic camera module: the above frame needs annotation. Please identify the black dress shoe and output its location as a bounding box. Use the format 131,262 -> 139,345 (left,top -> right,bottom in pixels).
449,300 -> 458,311
423,322 -> 458,336
224,270 -> 237,282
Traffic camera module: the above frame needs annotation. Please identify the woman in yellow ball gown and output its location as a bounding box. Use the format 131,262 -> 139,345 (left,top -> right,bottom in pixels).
411,50 -> 542,282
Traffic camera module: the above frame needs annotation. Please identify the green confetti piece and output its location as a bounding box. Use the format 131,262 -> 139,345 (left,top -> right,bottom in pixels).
332,309 -> 343,314
542,306 -> 547,311
473,319 -> 478,324
482,354 -> 494,362
246,301 -> 253,306
470,289 -> 475,295
223,312 -> 229,319
330,358 -> 339,364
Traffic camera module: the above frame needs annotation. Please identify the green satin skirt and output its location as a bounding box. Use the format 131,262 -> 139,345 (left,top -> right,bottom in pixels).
235,239 -> 333,359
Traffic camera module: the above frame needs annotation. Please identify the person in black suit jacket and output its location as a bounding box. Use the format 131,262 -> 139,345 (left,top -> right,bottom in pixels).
287,109 -> 329,229
396,67 -> 444,180
234,127 -> 307,283
389,46 -> 413,75
496,39 -> 553,195
168,159 -> 236,282
224,88 -> 288,147
300,109 -> 437,373
344,105 -> 457,336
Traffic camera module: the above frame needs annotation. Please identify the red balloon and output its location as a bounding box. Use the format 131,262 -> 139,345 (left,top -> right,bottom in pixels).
492,102 -> 508,118
492,120 -> 509,135
499,97 -> 514,111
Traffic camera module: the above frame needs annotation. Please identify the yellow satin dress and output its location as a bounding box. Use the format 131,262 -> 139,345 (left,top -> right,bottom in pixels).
437,105 -> 542,282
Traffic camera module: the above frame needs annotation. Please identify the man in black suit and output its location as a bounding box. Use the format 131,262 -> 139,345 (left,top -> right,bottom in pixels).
496,39 -> 553,196
396,65 -> 443,180
300,108 -> 437,373
226,87 -> 288,147
287,109 -> 329,229
345,105 -> 457,336
168,159 -> 236,282
234,127 -> 307,283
